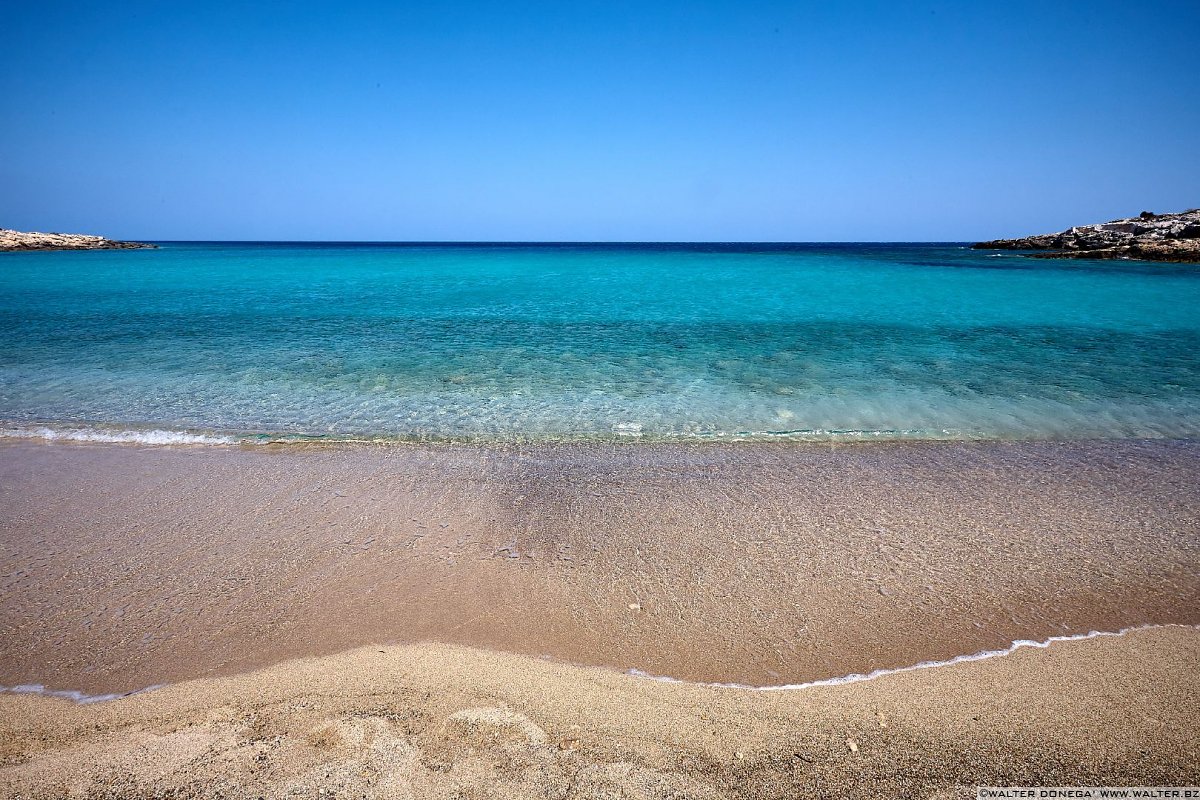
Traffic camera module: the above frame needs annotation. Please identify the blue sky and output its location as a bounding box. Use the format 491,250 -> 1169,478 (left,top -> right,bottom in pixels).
2,1 -> 1198,241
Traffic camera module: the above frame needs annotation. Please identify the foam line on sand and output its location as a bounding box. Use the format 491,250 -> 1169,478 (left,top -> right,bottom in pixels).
6,623 -> 1194,705
629,622 -> 1200,690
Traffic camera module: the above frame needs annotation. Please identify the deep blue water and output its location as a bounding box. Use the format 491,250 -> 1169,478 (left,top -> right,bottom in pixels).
2,242 -> 1198,443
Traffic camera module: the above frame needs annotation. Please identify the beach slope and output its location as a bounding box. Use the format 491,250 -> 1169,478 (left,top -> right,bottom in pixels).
1,626 -> 1197,798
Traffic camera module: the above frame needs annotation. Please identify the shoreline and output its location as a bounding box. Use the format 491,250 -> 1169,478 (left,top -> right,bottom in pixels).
5,419 -> 1200,449
4,621 -> 1196,705
2,626 -> 1197,795
2,437 -> 1196,697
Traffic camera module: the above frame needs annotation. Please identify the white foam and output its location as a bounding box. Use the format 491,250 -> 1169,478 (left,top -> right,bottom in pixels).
0,682 -> 166,704
684,426 -> 964,441
628,623 -> 1199,691
4,624 -> 1192,705
0,426 -> 235,446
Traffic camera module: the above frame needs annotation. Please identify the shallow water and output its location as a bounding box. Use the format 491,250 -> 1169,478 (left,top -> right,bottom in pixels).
2,438 -> 1197,694
2,242 -> 1199,441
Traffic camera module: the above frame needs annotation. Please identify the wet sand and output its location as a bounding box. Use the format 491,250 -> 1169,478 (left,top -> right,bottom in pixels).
1,438 -> 1197,697
1,626 -> 1197,797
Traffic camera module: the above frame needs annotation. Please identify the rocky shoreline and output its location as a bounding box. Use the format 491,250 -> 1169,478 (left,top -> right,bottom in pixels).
0,228 -> 156,252
973,208 -> 1200,263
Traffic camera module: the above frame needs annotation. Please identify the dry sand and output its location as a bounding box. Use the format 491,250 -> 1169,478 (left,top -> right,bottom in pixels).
0,626 -> 1197,798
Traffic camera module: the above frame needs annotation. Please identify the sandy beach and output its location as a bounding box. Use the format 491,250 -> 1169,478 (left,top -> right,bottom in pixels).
0,438 -> 1198,795
1,626 -> 1197,797
1,438 -> 1197,696
6,0 -> 1199,794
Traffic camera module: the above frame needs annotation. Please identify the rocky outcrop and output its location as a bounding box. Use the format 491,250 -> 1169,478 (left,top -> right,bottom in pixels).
972,209 -> 1200,263
0,228 -> 156,252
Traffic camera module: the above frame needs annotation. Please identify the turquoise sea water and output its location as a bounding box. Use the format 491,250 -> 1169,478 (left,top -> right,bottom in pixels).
2,242 -> 1199,443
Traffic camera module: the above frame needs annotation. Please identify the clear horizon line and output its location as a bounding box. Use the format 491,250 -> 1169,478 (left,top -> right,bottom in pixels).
135,239 -> 979,245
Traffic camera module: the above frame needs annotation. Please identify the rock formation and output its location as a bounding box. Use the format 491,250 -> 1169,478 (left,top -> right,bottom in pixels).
0,228 -> 156,251
972,209 -> 1200,263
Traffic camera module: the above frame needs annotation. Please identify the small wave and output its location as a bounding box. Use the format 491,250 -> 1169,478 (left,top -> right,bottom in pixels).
0,682 -> 167,704
628,622 -> 1199,691
0,426 -> 235,446
0,422 -> 1155,447
689,426 -> 967,441
4,623 -> 1193,705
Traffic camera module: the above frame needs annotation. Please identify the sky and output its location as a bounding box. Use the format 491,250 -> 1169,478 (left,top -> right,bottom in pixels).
2,1 -> 1198,242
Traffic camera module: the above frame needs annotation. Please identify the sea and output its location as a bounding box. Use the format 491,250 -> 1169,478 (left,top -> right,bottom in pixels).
2,242 -> 1198,444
